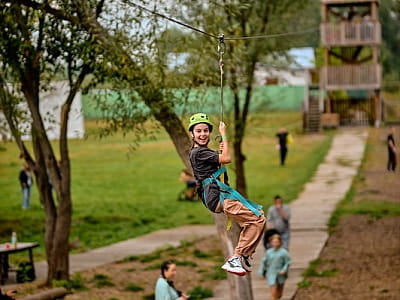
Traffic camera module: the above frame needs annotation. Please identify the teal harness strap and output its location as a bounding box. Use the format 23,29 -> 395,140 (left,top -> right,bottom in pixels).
202,167 -> 263,217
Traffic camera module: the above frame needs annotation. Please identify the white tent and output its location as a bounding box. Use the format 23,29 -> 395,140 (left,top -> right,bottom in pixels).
0,81 -> 85,141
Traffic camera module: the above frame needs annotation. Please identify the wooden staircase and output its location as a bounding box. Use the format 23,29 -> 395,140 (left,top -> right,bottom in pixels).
304,83 -> 321,133
306,96 -> 321,132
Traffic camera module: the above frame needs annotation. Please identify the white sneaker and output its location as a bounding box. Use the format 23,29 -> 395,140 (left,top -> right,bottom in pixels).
241,255 -> 252,272
221,256 -> 246,276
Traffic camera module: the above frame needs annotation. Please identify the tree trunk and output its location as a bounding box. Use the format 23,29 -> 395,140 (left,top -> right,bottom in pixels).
30,134 -> 58,280
233,136 -> 247,196
147,93 -> 192,170
22,75 -> 73,282
213,214 -> 253,300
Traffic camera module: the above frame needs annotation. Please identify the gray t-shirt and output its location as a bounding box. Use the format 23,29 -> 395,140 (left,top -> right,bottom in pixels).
189,146 -> 221,212
267,205 -> 291,233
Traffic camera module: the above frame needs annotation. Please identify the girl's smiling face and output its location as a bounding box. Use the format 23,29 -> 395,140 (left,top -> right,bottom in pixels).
192,123 -> 211,146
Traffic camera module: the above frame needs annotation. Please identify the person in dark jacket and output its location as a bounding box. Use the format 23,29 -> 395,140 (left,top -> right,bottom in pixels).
19,163 -> 32,209
387,127 -> 397,172
276,128 -> 289,166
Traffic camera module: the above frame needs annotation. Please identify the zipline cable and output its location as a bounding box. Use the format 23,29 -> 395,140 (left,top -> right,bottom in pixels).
122,0 -> 319,41
224,28 -> 318,40
122,0 -> 219,39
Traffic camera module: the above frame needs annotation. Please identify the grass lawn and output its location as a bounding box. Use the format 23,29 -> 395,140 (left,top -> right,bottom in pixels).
0,111 -> 332,262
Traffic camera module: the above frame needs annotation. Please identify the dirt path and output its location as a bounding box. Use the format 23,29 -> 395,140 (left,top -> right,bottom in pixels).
295,126 -> 400,300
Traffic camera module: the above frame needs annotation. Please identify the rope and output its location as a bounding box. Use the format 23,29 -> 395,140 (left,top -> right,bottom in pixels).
122,0 -> 318,41
218,34 -> 225,122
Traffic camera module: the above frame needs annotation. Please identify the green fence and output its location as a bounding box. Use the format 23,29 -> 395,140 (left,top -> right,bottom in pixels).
82,85 -> 305,119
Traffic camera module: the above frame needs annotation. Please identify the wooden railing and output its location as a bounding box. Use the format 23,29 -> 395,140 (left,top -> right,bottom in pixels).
331,98 -> 375,125
321,21 -> 381,46
321,64 -> 381,90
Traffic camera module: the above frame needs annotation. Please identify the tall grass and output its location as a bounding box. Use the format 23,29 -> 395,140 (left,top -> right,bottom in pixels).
0,112 -> 332,260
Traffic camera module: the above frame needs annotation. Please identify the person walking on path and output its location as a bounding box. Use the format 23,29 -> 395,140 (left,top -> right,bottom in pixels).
267,195 -> 291,250
19,163 -> 33,210
387,126 -> 397,172
155,260 -> 189,300
258,234 -> 291,300
276,128 -> 293,166
188,113 -> 266,276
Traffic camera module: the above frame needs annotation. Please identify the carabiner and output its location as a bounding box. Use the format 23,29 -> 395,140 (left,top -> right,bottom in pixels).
217,33 -> 225,55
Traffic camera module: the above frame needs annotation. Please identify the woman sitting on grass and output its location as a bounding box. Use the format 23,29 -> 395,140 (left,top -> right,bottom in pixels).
155,260 -> 189,300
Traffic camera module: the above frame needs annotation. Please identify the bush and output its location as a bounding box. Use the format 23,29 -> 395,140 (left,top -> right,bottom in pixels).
125,283 -> 144,292
53,273 -> 86,291
93,273 -> 115,288
187,286 -> 213,299
16,262 -> 35,283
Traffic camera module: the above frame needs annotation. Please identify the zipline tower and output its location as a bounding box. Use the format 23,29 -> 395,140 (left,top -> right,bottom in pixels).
320,0 -> 381,127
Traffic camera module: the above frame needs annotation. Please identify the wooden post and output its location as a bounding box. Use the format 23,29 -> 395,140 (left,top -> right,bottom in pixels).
371,0 -> 378,20
214,215 -> 253,300
374,89 -> 381,127
326,92 -> 331,114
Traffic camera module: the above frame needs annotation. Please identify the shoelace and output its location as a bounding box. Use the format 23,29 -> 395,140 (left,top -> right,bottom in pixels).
229,257 -> 242,267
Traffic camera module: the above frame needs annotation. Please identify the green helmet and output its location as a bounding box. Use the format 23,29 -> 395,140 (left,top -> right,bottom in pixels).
188,113 -> 213,132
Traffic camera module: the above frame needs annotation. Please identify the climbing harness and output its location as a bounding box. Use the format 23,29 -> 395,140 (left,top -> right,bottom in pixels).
202,167 -> 263,217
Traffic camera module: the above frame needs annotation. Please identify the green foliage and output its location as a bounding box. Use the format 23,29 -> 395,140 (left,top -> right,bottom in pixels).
297,280 -> 312,288
207,265 -> 227,281
125,283 -> 144,292
187,286 -> 213,299
16,262 -> 35,283
193,249 -> 211,259
137,252 -> 163,263
380,0 -> 400,89
179,239 -> 195,248
52,273 -> 87,291
92,274 -> 115,288
144,263 -> 161,271
303,259 -> 338,278
175,260 -> 198,267
142,294 -> 155,300
329,174 -> 400,230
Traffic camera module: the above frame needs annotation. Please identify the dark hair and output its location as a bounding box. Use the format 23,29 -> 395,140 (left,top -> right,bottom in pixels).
160,260 -> 182,296
274,195 -> 282,200
161,260 -> 174,278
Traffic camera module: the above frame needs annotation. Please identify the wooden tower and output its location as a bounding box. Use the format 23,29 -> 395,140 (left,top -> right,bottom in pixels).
320,0 -> 381,127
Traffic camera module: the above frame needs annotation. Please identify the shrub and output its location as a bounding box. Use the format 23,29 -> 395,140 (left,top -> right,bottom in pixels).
188,286 -> 213,299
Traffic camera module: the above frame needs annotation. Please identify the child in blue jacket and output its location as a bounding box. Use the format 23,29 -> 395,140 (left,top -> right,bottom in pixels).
258,234 -> 291,300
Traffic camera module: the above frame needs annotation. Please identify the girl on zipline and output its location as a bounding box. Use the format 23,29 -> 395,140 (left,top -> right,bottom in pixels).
188,113 -> 266,276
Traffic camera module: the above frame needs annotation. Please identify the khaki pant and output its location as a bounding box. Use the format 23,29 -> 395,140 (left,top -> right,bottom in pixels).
223,199 -> 266,257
